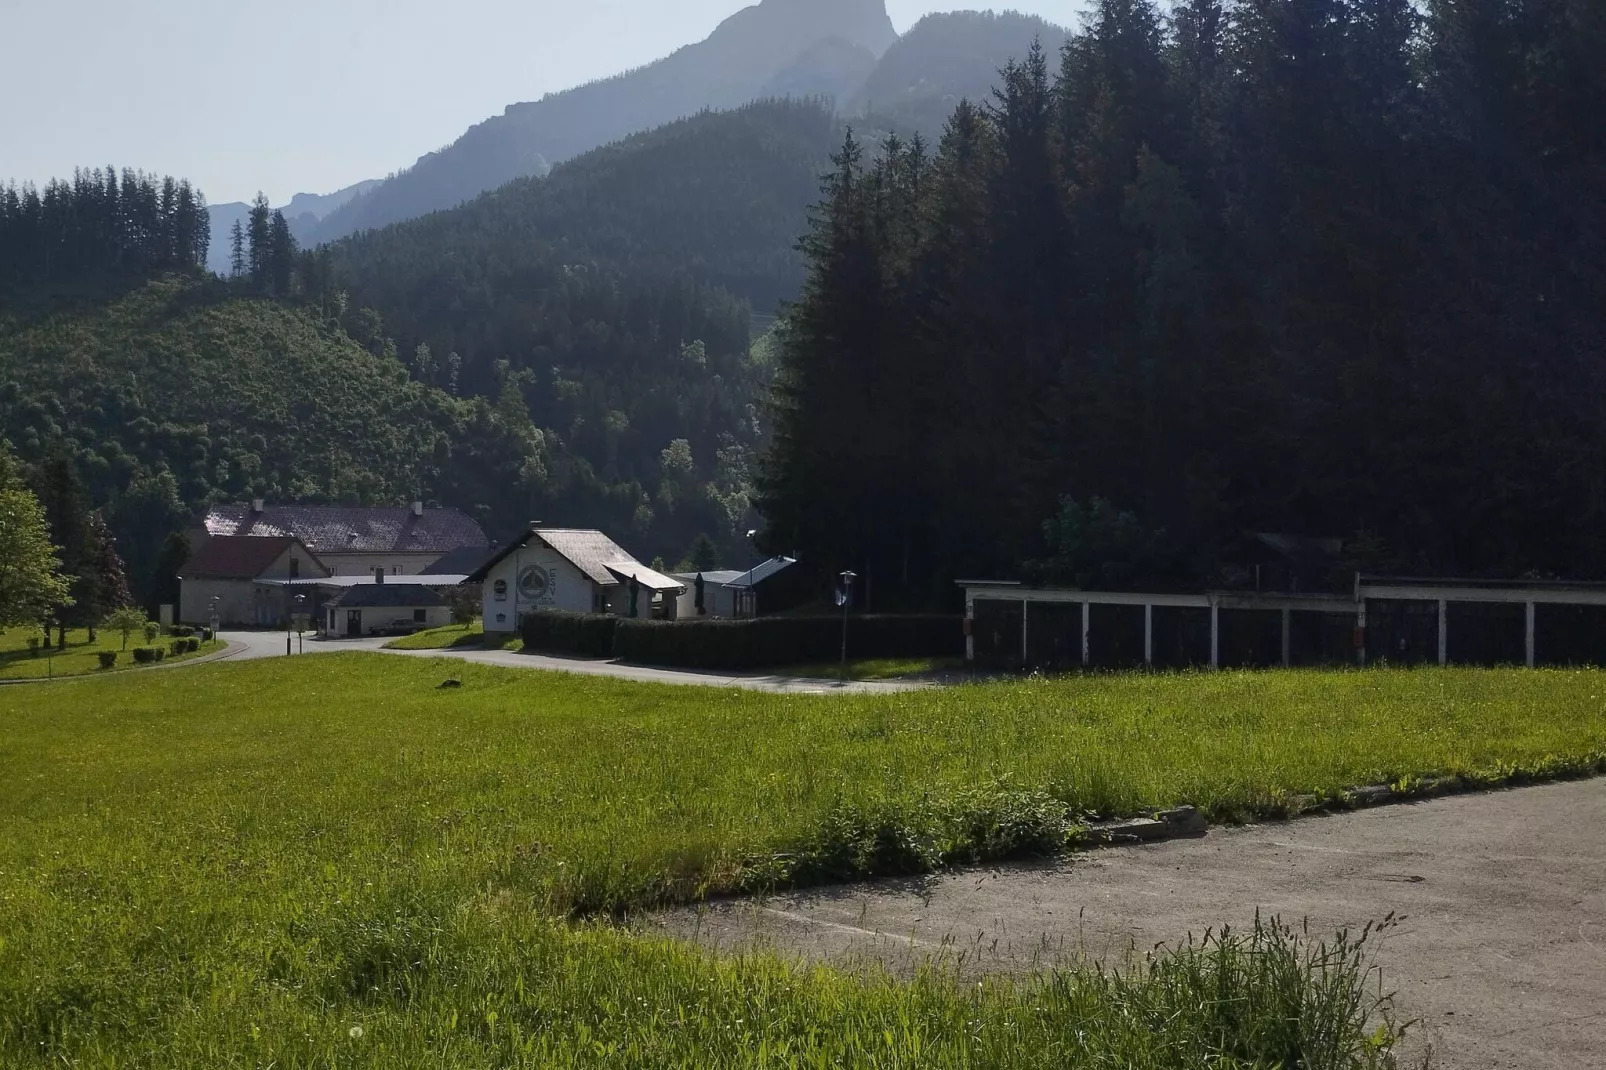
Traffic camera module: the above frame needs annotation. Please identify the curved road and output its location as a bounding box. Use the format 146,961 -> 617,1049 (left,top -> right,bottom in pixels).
215,630 -> 924,695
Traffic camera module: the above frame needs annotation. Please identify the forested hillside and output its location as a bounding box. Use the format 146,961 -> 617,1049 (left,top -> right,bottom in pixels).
0,277 -> 546,603
762,0 -> 1606,604
311,0 -> 895,241
320,103 -> 836,568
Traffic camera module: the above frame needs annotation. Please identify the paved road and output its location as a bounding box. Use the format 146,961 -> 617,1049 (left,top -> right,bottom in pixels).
214,631 -> 923,695
658,780 -> 1606,1070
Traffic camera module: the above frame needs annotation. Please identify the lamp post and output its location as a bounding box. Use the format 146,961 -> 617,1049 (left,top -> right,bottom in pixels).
209,596 -> 220,644
838,570 -> 857,684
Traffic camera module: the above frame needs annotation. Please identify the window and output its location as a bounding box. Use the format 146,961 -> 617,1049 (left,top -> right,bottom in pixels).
413,609 -> 427,623
289,559 -> 300,579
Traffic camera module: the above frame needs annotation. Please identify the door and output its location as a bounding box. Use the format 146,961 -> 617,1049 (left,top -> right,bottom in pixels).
347,610 -> 363,637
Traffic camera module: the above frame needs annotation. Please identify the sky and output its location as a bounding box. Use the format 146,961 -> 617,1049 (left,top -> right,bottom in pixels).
1,1 -> 1080,207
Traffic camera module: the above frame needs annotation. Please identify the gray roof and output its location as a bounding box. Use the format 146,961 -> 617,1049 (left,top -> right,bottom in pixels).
725,556 -> 798,590
604,560 -> 686,593
204,504 -> 488,556
330,584 -> 451,609
467,527 -> 660,588
671,570 -> 745,586
422,546 -> 498,576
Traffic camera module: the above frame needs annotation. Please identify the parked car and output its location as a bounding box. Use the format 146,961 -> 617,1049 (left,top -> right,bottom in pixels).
380,617 -> 427,637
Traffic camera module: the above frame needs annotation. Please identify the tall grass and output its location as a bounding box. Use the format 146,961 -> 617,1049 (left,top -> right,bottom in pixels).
3,655 -> 1598,1065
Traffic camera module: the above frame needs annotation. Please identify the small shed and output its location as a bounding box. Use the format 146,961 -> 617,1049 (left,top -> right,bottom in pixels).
671,571 -> 744,618
325,581 -> 453,638
724,557 -> 809,618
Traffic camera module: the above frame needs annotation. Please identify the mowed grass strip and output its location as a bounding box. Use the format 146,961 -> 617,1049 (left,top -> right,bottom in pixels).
0,627 -> 223,680
1,656 -> 1602,1066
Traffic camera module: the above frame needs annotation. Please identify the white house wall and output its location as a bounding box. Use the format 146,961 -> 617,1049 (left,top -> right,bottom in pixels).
482,543 -> 599,632
179,543 -> 329,626
316,553 -> 450,577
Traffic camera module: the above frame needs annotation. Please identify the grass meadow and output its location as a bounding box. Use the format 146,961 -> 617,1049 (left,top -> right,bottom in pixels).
385,621 -> 521,652
3,656 -> 1603,1066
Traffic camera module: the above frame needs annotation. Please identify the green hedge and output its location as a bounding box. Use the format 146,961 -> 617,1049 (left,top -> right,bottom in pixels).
520,611 -> 619,658
613,615 -> 963,672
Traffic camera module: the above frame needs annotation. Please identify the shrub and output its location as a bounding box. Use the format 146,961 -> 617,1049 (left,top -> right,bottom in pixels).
170,625 -> 195,639
520,611 -> 618,658
154,648 -> 166,662
200,627 -> 214,642
132,647 -> 158,664
102,606 -> 150,651
613,615 -> 963,671
185,638 -> 200,652
142,622 -> 160,644
169,640 -> 185,656
97,651 -> 117,669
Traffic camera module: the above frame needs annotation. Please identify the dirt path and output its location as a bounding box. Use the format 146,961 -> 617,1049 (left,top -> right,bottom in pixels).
214,631 -> 924,694
657,779 -> 1606,1070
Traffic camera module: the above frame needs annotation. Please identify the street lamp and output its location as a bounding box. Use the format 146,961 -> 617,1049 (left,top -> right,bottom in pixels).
287,590 -> 306,656
837,570 -> 857,684
209,596 -> 220,644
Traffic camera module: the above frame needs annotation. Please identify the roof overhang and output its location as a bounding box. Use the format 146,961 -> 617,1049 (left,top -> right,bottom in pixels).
605,561 -> 686,593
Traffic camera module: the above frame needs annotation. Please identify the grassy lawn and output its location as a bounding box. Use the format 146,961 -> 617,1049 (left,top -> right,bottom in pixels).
0,627 -> 222,680
385,620 -> 521,651
3,658 -> 1603,1066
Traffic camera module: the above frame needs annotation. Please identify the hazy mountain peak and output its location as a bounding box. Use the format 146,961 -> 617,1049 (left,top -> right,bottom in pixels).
714,0 -> 897,58
310,0 -> 897,241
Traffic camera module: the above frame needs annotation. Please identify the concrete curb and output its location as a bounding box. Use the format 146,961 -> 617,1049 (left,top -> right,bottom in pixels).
1071,764 -> 1606,853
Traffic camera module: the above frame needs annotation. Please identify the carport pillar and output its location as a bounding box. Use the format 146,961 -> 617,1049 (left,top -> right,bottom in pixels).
1081,602 -> 1091,668
1280,608 -> 1292,669
1021,599 -> 1029,666
1209,602 -> 1220,670
1526,601 -> 1536,669
1437,600 -> 1448,667
1144,605 -> 1153,668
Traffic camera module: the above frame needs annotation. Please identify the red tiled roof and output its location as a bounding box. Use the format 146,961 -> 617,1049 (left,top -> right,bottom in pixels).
181,536 -> 326,579
203,505 -> 489,556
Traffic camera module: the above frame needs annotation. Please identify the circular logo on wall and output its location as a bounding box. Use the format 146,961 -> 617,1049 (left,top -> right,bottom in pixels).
517,565 -> 553,602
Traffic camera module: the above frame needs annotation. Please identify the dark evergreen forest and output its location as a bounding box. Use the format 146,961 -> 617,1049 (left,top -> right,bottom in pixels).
0,169 -> 210,295
760,0 -> 1606,605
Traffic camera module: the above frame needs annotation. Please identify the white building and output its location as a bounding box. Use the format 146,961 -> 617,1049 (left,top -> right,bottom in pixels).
178,535 -> 332,626
468,527 -> 685,635
191,501 -> 490,578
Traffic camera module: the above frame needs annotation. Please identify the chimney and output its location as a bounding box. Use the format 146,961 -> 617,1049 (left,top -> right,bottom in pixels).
251,498 -> 265,514
411,501 -> 424,518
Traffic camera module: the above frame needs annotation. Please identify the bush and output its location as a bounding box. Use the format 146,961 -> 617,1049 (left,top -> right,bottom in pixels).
155,648 -> 166,662
97,651 -> 117,669
185,638 -> 201,652
132,647 -> 158,664
613,615 -> 963,672
520,611 -> 618,658
170,625 -> 195,638
142,622 -> 160,644
200,627 -> 214,642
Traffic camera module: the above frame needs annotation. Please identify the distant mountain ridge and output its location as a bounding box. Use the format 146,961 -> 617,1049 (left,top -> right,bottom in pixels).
205,179 -> 381,274
310,0 -> 896,241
